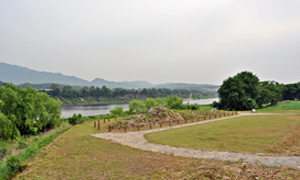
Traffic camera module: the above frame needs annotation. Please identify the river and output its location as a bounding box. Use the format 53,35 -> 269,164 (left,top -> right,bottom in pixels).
60,98 -> 219,118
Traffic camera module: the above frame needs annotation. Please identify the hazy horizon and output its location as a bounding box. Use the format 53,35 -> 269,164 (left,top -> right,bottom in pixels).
1,1 -> 300,85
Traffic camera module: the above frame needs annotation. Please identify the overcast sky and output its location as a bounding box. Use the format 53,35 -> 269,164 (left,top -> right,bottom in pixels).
1,0 -> 300,85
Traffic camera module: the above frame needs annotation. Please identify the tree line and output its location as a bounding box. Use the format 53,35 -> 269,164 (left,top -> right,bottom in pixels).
41,84 -> 215,101
214,71 -> 300,110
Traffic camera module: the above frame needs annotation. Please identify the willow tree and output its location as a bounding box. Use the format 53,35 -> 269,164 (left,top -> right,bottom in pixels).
0,83 -> 62,140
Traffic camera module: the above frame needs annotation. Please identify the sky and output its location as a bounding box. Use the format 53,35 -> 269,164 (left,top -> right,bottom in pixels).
1,0 -> 300,85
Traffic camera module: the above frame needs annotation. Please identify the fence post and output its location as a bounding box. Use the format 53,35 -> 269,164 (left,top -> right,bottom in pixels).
224,113 -> 226,117
94,121 -> 96,128
150,122 -> 152,129
108,117 -> 110,122
204,116 -> 206,120
160,121 -> 162,128
108,125 -> 111,132
177,119 -> 180,124
104,118 -> 106,123
98,120 -> 100,130
191,116 -> 193,122
138,124 -> 140,131
236,111 -> 238,115
124,125 -> 127,132
185,118 -> 187,123
169,121 -> 172,126
209,115 -> 211,119
115,116 -> 117,120
198,117 -> 200,121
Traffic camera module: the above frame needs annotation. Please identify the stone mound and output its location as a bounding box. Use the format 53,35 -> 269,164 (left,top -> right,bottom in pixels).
111,107 -> 183,129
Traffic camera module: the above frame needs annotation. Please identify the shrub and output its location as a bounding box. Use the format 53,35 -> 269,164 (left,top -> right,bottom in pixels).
0,141 -> 8,158
6,155 -> 25,171
68,113 -> 83,125
110,106 -> 124,116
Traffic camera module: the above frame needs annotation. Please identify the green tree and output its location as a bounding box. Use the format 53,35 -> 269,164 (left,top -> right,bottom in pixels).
129,100 -> 146,113
216,71 -> 259,110
110,106 -> 125,116
145,98 -> 157,109
0,84 -> 62,138
256,81 -> 283,108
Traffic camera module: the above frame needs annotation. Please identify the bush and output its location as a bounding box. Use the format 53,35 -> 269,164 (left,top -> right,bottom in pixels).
68,113 -> 83,125
6,155 -> 25,171
129,100 -> 146,114
0,141 -> 8,158
110,106 -> 124,116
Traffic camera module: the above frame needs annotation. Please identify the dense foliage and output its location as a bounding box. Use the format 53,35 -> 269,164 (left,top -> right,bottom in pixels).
214,71 -> 300,110
0,83 -> 62,140
24,83 -> 216,104
110,96 -> 200,116
215,71 -> 259,110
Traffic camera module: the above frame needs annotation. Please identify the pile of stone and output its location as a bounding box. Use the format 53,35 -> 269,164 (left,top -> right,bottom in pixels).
110,107 -> 184,130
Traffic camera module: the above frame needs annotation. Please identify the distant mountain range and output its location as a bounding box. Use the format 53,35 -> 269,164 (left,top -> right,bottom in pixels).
0,62 -> 219,91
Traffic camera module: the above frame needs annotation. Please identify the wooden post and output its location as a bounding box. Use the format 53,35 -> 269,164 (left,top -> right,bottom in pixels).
198,117 -> 200,121
150,122 -> 152,129
115,116 -> 117,120
104,118 -> 106,123
177,119 -> 180,124
215,114 -> 217,118
219,113 -> 221,118
204,116 -> 206,120
160,121 -> 162,128
191,116 -> 193,122
94,121 -> 96,128
209,115 -> 211,119
124,125 -> 127,132
123,115 -> 124,118
236,111 -> 238,115
98,120 -> 100,130
108,125 -> 111,132
224,113 -> 226,117
185,118 -> 187,123
108,117 -> 110,122
138,124 -> 140,131
169,121 -> 172,126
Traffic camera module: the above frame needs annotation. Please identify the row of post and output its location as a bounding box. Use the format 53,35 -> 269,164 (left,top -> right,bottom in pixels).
94,111 -> 238,132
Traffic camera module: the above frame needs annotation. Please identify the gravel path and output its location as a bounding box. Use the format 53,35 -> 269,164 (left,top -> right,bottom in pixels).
92,113 -> 300,169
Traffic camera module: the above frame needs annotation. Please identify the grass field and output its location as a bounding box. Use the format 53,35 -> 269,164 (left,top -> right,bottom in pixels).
258,100 -> 300,113
145,115 -> 300,156
12,119 -> 300,179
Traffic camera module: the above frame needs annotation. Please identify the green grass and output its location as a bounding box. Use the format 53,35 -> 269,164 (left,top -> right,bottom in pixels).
145,115 -> 300,155
11,119 -> 300,179
0,128 -> 70,180
258,100 -> 300,112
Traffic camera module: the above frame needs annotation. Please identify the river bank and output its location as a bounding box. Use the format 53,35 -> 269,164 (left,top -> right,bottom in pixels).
60,98 -> 219,118
60,96 -> 218,106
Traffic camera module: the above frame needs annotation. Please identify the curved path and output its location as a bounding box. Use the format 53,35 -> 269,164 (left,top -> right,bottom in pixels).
92,113 -> 300,169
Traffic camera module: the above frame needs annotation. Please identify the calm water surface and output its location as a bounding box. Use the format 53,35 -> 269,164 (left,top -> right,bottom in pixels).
60,98 -> 219,118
